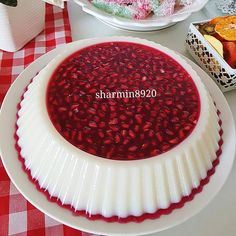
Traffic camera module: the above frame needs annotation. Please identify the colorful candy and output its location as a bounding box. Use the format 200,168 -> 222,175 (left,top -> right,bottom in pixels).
153,0 -> 175,16
91,0 -> 151,19
90,0 -> 195,19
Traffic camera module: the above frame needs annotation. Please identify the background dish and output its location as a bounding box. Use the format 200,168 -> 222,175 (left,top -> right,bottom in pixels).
73,0 -> 209,31
0,40 -> 235,236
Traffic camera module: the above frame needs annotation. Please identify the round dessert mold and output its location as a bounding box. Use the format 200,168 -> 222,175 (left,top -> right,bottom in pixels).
16,37 -> 222,219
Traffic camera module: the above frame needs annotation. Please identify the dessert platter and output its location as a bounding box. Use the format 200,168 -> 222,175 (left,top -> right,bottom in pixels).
0,37 -> 235,235
74,0 -> 209,31
186,15 -> 236,92
197,15 -> 236,69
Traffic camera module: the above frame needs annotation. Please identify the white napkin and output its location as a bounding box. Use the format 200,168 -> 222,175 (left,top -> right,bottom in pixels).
216,0 -> 236,15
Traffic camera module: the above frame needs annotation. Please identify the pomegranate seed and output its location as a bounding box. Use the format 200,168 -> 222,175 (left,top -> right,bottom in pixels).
88,108 -> 96,115
109,100 -> 117,106
178,130 -> 185,138
71,130 -> 76,140
150,149 -> 159,156
184,125 -> 191,131
156,133 -> 163,142
114,134 -> 121,143
110,125 -> 119,131
166,129 -> 174,136
144,122 -> 152,130
110,106 -> 116,112
163,120 -> 168,128
98,130 -> 105,138
89,88 -> 97,93
177,104 -> 183,110
121,130 -> 127,136
128,154 -> 135,160
99,122 -> 105,128
101,104 -> 108,112
71,104 -> 79,110
86,137 -> 93,144
76,131 -> 82,141
134,125 -> 139,132
121,123 -> 129,129
58,107 -> 67,112
166,100 -> 172,105
85,84 -> 91,89
106,130 -> 113,137
123,138 -> 131,145
68,111 -> 73,117
144,104 -> 151,111
182,111 -> 190,119
128,146 -> 138,152
171,117 -> 179,123
150,110 -> 157,117
123,98 -> 129,103
141,143 -> 149,150
172,109 -> 178,116
93,116 -> 100,125
119,114 -> 127,120
98,110 -> 105,118
142,76 -> 147,81
135,114 -> 142,124
160,69 -> 165,73
147,130 -> 154,137
83,127 -> 91,133
125,110 -> 132,116
169,138 -> 179,144
109,118 -> 118,125
160,112 -> 166,118
88,148 -> 96,155
104,138 -> 112,145
89,121 -> 97,128
128,130 -> 135,138
162,144 -> 170,151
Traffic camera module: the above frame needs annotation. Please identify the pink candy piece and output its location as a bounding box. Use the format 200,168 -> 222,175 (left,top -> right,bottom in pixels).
133,6 -> 151,19
154,0 -> 176,16
137,0 -> 152,11
131,0 -> 152,19
100,0 -> 152,19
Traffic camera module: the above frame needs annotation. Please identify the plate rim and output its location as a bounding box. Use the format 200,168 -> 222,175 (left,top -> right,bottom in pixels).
0,39 -> 235,236
73,0 -> 209,30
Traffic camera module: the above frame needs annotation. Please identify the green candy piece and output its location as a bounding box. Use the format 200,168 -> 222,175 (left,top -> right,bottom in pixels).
150,0 -> 161,12
91,0 -> 134,19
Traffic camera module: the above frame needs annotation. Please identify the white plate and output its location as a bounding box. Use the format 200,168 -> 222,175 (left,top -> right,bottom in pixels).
73,0 -> 209,31
0,40 -> 235,236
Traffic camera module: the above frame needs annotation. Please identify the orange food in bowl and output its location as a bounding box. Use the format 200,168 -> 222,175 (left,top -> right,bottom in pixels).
215,16 -> 236,41
209,16 -> 227,25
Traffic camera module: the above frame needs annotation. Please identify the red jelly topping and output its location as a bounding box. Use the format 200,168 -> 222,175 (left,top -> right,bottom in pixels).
46,42 -> 200,160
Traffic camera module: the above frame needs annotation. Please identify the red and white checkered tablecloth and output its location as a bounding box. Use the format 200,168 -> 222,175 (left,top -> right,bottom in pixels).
0,4 -> 95,236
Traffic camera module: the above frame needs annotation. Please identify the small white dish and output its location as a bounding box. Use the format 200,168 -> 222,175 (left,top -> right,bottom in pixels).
186,20 -> 236,92
73,0 -> 209,31
0,40 -> 235,236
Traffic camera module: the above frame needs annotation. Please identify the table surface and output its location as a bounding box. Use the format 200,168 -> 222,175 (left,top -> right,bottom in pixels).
67,1 -> 236,235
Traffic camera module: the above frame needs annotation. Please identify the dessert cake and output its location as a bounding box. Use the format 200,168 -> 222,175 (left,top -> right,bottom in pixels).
90,0 -> 194,19
16,37 -> 223,223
